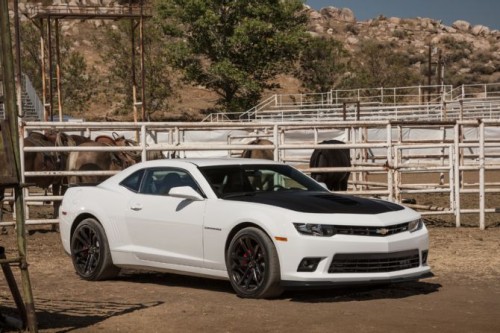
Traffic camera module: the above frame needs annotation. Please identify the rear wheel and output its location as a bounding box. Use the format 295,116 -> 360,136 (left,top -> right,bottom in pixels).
226,227 -> 283,299
70,217 -> 120,280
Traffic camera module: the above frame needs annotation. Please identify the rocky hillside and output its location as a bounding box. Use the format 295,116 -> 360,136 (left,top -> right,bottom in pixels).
8,1 -> 500,120
305,5 -> 500,83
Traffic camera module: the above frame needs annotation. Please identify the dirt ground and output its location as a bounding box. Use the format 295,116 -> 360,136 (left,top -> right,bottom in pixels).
1,224 -> 499,333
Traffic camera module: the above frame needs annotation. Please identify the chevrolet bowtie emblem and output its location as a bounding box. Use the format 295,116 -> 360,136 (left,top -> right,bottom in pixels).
376,228 -> 390,235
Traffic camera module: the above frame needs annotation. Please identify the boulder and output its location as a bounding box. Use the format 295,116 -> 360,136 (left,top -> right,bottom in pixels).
452,20 -> 471,32
346,36 -> 359,45
320,6 -> 356,23
388,17 -> 401,25
471,25 -> 490,36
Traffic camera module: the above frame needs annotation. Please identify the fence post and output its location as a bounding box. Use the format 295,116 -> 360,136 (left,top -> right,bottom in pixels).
454,122 -> 461,227
448,144 -> 455,223
386,123 -> 394,201
140,124 -> 146,162
479,121 -> 485,229
273,124 -> 279,161
459,99 -> 464,120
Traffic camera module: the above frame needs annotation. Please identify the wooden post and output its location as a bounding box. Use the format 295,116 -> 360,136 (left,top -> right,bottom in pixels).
131,19 -> 138,124
13,0 -> 23,118
39,18 -> 48,121
0,1 -> 38,330
55,18 -> 63,121
0,246 -> 27,325
47,16 -> 54,121
140,2 -> 146,121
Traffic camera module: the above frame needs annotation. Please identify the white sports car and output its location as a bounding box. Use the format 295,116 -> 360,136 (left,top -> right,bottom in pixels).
59,158 -> 432,298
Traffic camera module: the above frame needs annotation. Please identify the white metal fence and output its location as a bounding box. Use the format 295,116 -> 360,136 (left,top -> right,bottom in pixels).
1,119 -> 500,229
204,83 -> 500,122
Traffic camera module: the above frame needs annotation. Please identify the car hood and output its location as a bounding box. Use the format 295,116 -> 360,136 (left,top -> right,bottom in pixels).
223,191 -> 405,214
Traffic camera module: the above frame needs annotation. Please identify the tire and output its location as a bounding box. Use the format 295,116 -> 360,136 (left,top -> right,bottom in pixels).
226,227 -> 283,299
70,217 -> 120,281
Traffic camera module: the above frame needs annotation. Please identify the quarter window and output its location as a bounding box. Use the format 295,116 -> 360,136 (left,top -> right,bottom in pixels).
140,168 -> 201,196
120,169 -> 145,192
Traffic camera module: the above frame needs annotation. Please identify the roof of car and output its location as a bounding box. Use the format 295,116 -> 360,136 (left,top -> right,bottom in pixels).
131,158 -> 280,168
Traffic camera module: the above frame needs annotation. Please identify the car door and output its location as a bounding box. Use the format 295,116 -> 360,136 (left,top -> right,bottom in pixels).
124,167 -> 206,268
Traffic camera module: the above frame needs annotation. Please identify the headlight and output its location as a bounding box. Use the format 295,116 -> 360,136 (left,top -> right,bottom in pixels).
293,223 -> 336,237
408,218 -> 424,232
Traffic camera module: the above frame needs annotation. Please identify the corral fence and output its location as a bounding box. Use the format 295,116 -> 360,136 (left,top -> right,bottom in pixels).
202,83 -> 500,122
1,119 -> 500,229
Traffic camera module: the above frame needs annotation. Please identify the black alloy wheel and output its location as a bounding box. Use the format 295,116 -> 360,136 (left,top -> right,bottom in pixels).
226,227 -> 283,298
70,218 -> 119,281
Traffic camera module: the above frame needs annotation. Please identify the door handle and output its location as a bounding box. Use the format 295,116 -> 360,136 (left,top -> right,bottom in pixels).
130,203 -> 143,211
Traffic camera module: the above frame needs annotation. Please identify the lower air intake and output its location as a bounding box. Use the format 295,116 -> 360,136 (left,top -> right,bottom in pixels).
329,249 -> 420,273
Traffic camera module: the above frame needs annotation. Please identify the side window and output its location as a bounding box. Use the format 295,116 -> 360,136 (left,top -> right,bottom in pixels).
120,169 -> 145,193
140,168 -> 201,196
202,167 -> 254,196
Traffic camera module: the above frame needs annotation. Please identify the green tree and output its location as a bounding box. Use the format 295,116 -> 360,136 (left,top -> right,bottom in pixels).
156,0 -> 308,113
62,53 -> 99,114
342,40 -> 419,89
97,20 -> 175,119
297,37 -> 349,93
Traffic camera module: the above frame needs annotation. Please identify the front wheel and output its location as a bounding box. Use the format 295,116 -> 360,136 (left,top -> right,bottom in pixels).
70,217 -> 120,280
226,227 -> 283,298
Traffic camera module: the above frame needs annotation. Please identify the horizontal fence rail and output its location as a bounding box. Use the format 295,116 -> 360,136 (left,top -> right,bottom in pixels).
1,119 -> 500,229
212,83 -> 500,123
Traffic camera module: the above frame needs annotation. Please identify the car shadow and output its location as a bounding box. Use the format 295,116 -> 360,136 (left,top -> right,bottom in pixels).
0,297 -> 163,333
282,281 -> 441,303
118,270 -> 441,302
118,270 -> 234,294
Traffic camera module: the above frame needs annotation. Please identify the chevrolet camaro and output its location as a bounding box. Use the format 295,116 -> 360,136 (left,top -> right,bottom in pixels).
59,158 -> 432,298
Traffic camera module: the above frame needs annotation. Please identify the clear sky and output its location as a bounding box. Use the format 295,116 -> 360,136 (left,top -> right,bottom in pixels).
306,0 -> 500,30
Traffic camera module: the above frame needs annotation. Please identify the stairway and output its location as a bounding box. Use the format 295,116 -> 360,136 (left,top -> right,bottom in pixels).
0,74 -> 43,121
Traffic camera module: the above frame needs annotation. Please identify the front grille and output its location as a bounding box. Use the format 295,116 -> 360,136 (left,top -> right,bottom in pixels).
334,222 -> 410,237
329,249 -> 420,273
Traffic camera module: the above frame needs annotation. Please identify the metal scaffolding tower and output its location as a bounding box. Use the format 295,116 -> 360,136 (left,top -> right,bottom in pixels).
23,4 -> 152,122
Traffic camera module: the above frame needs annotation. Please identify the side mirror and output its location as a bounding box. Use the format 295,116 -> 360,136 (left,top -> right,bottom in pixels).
168,186 -> 204,201
318,182 -> 328,189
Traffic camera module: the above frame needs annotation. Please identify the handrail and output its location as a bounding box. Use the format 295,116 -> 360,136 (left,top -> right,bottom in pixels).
203,83 -> 500,122
238,94 -> 277,121
22,74 -> 43,120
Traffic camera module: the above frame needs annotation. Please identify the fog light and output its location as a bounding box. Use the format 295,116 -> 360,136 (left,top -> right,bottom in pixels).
297,257 -> 322,272
421,250 -> 428,265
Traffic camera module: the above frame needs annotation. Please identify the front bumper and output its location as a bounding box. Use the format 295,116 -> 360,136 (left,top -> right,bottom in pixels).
282,271 -> 434,288
276,227 -> 431,285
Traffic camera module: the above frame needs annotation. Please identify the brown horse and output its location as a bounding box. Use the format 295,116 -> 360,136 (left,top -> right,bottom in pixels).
25,131 -> 93,218
67,134 -> 143,185
21,131 -> 63,221
309,139 -> 351,191
241,139 -> 274,160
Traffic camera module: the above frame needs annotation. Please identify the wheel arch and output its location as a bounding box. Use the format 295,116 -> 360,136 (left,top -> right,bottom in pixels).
225,222 -> 272,254
70,213 -> 100,240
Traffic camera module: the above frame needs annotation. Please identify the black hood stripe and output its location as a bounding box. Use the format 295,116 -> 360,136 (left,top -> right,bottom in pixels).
224,191 -> 404,214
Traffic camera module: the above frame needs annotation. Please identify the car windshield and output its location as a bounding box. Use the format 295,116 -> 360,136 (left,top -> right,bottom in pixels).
199,164 -> 327,198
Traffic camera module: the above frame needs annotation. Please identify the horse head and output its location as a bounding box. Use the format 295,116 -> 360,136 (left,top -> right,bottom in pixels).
241,139 -> 274,160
